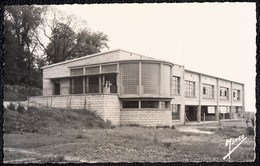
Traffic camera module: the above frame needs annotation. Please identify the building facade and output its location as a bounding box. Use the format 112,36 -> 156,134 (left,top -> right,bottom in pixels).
29,49 -> 245,126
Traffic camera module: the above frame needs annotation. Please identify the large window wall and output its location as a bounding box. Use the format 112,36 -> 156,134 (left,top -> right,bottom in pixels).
69,64 -> 118,94
120,62 -> 172,97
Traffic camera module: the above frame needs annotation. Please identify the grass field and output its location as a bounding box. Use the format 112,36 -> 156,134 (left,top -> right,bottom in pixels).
3,106 -> 255,163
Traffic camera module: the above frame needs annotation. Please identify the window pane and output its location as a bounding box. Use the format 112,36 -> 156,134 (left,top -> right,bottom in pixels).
172,76 -> 180,94
71,68 -> 83,76
172,104 -> 180,120
203,84 -> 214,99
141,101 -> 159,108
85,66 -> 99,74
220,87 -> 229,100
122,101 -> 139,108
185,81 -> 195,97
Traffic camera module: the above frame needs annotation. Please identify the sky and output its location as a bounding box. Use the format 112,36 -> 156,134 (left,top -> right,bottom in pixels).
55,3 -> 256,112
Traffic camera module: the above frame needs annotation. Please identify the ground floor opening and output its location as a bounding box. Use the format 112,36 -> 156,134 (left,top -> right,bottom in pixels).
201,106 -> 216,121
185,106 -> 197,121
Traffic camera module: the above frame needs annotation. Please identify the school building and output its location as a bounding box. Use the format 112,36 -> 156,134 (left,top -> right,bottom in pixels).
29,49 -> 245,126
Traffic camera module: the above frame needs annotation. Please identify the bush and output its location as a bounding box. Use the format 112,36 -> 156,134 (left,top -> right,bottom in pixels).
7,102 -> 16,111
156,125 -> 170,129
75,134 -> 84,139
163,142 -> 172,149
246,127 -> 254,135
16,104 -> 25,114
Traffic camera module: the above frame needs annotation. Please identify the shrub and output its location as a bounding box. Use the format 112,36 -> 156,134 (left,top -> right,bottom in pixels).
171,125 -> 176,129
7,102 -> 16,111
156,125 -> 170,129
246,127 -> 254,135
163,142 -> 172,149
129,124 -> 140,127
75,134 -> 84,139
16,104 -> 25,114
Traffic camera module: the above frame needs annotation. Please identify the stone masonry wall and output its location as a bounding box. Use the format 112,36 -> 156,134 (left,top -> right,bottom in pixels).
120,109 -> 172,127
28,94 -> 120,125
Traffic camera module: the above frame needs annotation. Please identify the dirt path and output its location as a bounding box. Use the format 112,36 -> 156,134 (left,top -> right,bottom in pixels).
176,126 -> 214,134
4,147 -> 90,163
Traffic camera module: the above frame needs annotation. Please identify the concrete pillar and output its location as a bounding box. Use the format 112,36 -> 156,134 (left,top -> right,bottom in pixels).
197,105 -> 201,123
215,106 -> 219,121
160,63 -> 163,96
216,78 -> 220,121
139,62 -> 142,96
198,73 -> 202,123
83,77 -> 85,94
230,82 -> 233,119
99,76 -> 102,93
117,62 -> 120,95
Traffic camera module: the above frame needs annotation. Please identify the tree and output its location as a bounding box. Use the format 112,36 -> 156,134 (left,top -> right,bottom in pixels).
4,5 -> 44,87
74,30 -> 109,58
36,7 -> 109,64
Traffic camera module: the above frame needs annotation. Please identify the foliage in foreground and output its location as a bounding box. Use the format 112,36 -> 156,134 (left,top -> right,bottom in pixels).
4,84 -> 42,101
4,106 -> 114,134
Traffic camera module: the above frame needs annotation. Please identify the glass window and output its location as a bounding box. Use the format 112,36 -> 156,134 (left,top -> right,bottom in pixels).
70,77 -> 83,94
203,84 -> 214,99
122,101 -> 139,108
185,81 -> 195,97
172,104 -> 180,120
70,68 -> 83,76
220,87 -> 229,100
172,76 -> 180,94
85,66 -> 99,74
161,101 -> 170,108
141,101 -> 159,108
233,89 -> 240,101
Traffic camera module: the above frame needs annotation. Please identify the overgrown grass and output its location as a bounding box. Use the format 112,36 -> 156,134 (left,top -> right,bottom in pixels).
4,84 -> 42,101
4,107 -> 114,134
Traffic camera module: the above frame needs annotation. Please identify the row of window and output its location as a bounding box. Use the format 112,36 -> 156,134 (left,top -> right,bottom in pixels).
122,101 -> 171,109
70,64 -> 117,76
122,101 -> 180,120
172,76 -> 241,100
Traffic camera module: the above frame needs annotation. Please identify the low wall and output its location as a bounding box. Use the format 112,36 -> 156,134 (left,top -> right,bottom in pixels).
201,115 -> 216,121
120,108 -> 172,127
28,94 -> 120,125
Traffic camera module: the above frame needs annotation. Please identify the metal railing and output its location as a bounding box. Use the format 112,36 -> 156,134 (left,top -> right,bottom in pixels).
43,84 -> 118,95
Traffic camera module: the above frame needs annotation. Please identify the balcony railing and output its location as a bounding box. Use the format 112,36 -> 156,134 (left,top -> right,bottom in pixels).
44,84 -> 118,95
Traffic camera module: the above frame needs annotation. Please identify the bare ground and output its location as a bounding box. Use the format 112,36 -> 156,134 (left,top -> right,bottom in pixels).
3,124 -> 255,163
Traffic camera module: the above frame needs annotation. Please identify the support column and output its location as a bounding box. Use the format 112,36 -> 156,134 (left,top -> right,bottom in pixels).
231,82 -> 233,119
197,106 -> 201,123
160,63 -> 163,96
83,77 -> 85,94
139,62 -> 142,96
215,106 -> 219,121
216,78 -> 220,121
99,76 -> 102,93
117,62 -> 120,95
197,74 -> 202,123
242,84 -> 245,115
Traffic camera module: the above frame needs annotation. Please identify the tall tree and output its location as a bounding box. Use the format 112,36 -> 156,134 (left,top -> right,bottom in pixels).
4,5 -> 43,87
36,7 -> 109,64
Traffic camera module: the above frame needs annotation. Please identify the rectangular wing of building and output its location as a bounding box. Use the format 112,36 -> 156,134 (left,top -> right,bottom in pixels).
29,49 -> 245,126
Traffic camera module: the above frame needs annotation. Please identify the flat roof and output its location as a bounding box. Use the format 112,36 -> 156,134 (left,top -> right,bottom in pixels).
41,49 -> 154,69
184,69 -> 244,85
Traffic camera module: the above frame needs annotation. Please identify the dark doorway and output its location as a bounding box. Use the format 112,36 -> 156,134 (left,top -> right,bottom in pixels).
54,82 -> 60,95
185,106 -> 197,121
71,77 -> 83,94
88,76 -> 99,93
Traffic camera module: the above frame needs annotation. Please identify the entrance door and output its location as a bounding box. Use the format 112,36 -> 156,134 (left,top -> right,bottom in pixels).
54,82 -> 60,95
185,106 -> 197,121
